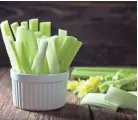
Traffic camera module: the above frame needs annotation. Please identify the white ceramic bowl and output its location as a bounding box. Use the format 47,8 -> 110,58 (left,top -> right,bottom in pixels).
10,69 -> 69,111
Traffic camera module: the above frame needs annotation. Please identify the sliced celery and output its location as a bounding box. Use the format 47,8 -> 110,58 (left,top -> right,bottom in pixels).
55,29 -> 67,56
21,21 -> 28,29
105,86 -> 137,110
59,36 -> 82,72
40,22 -> 51,36
29,18 -> 38,31
34,31 -> 43,38
31,39 -> 48,74
15,41 -> 31,73
46,36 -> 60,74
0,20 -> 14,41
26,30 -> 38,65
81,93 -> 118,111
11,22 -> 19,38
4,37 -> 22,72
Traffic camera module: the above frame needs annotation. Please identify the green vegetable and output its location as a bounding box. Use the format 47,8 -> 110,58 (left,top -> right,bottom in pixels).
99,75 -> 137,93
21,21 -> 28,29
11,22 -> 19,38
40,22 -> 51,36
129,91 -> 137,96
31,39 -> 48,74
46,36 -> 60,74
0,20 -> 14,41
81,93 -> 118,111
29,18 -> 38,31
105,86 -> 137,110
59,36 -> 82,72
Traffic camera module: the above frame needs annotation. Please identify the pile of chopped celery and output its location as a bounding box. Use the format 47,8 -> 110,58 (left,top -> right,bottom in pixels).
68,67 -> 137,111
0,19 -> 82,74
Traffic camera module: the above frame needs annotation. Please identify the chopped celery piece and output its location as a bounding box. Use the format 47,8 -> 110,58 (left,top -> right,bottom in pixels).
26,30 -> 38,65
29,18 -> 38,31
46,36 -> 60,74
21,21 -> 28,29
73,67 -> 137,72
15,41 -> 31,73
0,20 -> 14,41
31,39 -> 48,74
4,37 -> 22,72
55,29 -> 67,56
72,71 -> 113,79
59,36 -> 82,72
105,86 -> 137,110
99,75 -> 137,93
81,93 -> 118,111
11,22 -> 19,38
40,22 -> 51,36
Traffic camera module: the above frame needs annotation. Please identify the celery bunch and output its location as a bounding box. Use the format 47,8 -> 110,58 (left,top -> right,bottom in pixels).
0,18 -> 82,74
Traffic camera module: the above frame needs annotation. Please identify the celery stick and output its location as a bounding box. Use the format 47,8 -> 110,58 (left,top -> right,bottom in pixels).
34,31 -> 43,38
59,36 -> 82,72
72,71 -> 113,79
31,39 -> 48,75
99,75 -> 137,93
26,30 -> 38,65
29,18 -> 38,31
46,36 -> 60,74
40,22 -> 51,36
0,20 -> 14,41
55,29 -> 67,56
5,37 -> 22,72
81,93 -> 118,111
11,22 -> 19,38
105,86 -> 137,110
73,67 -> 137,72
21,21 -> 28,29
15,41 -> 31,73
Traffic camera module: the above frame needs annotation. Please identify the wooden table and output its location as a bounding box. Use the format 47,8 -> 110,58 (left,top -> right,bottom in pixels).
0,67 -> 137,120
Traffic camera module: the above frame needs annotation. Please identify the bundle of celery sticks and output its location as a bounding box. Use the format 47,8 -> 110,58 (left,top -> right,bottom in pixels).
0,18 -> 82,74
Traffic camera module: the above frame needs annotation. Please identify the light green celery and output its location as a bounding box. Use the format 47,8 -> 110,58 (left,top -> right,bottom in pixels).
21,21 -> 28,29
99,75 -> 137,93
129,91 -> 137,96
105,86 -> 137,110
31,39 -> 48,74
59,36 -> 82,72
55,29 -> 67,56
4,37 -> 22,72
0,20 -> 14,41
34,31 -> 43,38
72,71 -> 113,79
40,22 -> 51,36
46,36 -> 60,74
81,93 -> 118,111
73,67 -> 137,72
29,18 -> 38,31
10,22 -> 19,38
26,30 -> 38,65
15,41 -> 31,73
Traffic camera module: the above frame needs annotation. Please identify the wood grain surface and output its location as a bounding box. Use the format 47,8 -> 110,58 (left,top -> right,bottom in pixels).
0,68 -> 136,120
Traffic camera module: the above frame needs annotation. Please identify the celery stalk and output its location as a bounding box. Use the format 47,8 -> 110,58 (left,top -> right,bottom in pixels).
31,39 -> 48,74
59,36 -> 82,72
105,86 -> 137,110
40,22 -> 51,36
11,22 -> 19,38
0,20 -> 14,41
34,31 -> 43,38
21,21 -> 28,29
81,93 -> 118,111
99,75 -> 137,93
15,41 -> 31,73
46,36 -> 60,74
29,18 -> 38,31
5,37 -> 22,72
55,29 -> 67,56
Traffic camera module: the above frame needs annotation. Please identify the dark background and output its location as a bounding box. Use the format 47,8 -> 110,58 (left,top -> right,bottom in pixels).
0,1 -> 137,67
